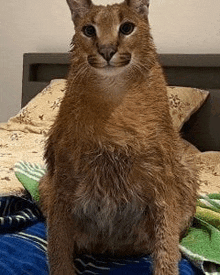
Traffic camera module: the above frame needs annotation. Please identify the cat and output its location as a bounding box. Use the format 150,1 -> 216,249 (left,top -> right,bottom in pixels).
39,0 -> 199,274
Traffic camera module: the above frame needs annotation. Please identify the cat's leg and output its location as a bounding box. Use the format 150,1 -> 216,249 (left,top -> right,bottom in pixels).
152,204 -> 181,275
39,175 -> 76,275
46,201 -> 76,275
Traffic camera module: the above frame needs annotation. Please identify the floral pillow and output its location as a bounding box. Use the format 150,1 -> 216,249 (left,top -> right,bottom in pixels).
0,79 -> 67,134
196,151 -> 220,195
167,86 -> 209,131
179,140 -> 220,195
0,79 -> 209,135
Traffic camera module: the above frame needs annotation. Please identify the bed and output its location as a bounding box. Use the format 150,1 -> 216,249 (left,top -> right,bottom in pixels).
0,53 -> 220,274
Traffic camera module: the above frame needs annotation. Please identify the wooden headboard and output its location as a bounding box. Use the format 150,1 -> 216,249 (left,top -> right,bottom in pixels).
22,53 -> 220,151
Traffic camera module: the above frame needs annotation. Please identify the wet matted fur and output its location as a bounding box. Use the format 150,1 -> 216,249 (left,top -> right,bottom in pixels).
39,0 -> 199,274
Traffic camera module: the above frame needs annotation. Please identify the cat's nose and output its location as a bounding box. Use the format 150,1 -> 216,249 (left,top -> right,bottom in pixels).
98,44 -> 117,62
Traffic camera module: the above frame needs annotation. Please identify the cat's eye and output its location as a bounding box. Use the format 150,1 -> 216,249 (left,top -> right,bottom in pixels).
83,25 -> 96,37
120,22 -> 135,35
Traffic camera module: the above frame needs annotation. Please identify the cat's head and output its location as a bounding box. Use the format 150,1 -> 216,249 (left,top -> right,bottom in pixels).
66,0 -> 155,77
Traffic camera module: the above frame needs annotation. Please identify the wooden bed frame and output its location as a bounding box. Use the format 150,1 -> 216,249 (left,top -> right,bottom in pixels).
22,53 -> 220,152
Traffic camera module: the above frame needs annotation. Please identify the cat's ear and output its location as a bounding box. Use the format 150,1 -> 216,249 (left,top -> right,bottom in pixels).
124,0 -> 150,18
66,0 -> 93,25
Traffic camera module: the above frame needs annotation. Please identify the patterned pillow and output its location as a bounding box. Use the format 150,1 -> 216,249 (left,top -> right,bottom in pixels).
195,151 -> 220,195
0,79 -> 67,134
167,86 -> 209,131
0,80 -> 209,134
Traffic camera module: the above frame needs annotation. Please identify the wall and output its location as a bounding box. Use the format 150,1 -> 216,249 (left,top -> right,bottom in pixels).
1,0 -> 220,122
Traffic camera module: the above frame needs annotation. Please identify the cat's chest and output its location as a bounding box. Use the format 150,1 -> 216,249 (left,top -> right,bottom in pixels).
68,147 -> 147,233
72,183 -> 147,238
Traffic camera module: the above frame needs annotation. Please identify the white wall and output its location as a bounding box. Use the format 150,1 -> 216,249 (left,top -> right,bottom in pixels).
1,0 -> 220,122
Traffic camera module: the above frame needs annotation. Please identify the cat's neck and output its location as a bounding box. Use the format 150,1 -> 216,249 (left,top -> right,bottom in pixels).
62,48 -> 167,139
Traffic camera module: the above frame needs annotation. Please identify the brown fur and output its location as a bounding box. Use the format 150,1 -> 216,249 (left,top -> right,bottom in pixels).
39,0 -> 199,274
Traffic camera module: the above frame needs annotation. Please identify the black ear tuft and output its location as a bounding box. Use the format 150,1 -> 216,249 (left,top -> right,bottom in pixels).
66,0 -> 93,25
124,0 -> 150,18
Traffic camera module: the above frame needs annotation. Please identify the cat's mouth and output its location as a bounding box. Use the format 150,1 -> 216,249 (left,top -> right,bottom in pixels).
87,53 -> 131,70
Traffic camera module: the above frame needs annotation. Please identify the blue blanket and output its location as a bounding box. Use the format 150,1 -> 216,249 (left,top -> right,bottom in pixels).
0,195 -> 204,275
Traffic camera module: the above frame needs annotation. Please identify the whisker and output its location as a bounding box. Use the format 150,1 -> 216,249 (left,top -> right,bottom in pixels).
130,57 -> 153,77
70,63 -> 90,86
131,62 -> 146,77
